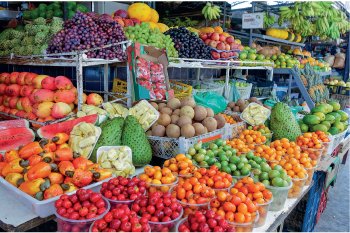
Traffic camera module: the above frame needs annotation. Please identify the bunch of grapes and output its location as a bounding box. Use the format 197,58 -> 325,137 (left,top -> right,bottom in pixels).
46,10 -> 127,61
164,27 -> 212,60
123,22 -> 178,58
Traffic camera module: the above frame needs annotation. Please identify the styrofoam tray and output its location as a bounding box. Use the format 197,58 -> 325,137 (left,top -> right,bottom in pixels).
96,146 -> 133,165
240,102 -> 271,126
75,122 -> 101,160
135,100 -> 160,132
0,175 -> 113,218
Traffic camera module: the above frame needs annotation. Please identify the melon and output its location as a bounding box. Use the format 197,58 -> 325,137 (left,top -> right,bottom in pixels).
37,114 -> 99,139
0,127 -> 35,152
0,119 -> 30,130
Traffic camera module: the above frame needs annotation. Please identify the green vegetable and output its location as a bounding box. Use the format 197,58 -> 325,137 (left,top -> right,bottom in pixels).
31,8 -> 39,19
23,10 -> 31,20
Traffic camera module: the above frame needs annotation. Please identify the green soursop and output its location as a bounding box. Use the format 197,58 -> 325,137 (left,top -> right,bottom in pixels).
35,25 -> 49,35
11,46 -> 21,55
33,17 -> 46,25
35,32 -> 46,45
27,45 -> 35,55
121,115 -> 152,166
33,45 -> 43,55
90,117 -> 125,163
270,102 -> 302,141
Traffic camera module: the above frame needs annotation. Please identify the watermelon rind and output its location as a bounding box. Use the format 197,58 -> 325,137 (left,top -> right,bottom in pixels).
37,114 -> 99,139
0,127 -> 35,152
97,114 -> 108,126
0,119 -> 30,130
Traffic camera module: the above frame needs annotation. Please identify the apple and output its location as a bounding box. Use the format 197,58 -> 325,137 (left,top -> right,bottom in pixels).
226,37 -> 234,44
225,44 -> 230,51
209,40 -> 217,48
233,51 -> 239,57
229,44 -> 234,50
238,44 -> 244,51
212,51 -> 220,60
219,35 -> 226,42
228,51 -> 233,57
199,33 -> 208,41
204,39 -> 211,45
211,33 -> 219,41
220,52 -> 228,59
216,42 -> 225,50
207,33 -> 213,39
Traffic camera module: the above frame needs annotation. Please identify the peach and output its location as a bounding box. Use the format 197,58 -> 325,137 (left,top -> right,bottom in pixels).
32,75 -> 49,89
17,72 -> 28,85
7,84 -> 21,96
54,90 -> 75,104
51,102 -> 72,119
55,76 -> 73,90
34,89 -> 55,103
131,18 -> 141,25
86,93 -> 103,106
24,73 -> 38,86
3,96 -> 11,107
74,93 -> 87,105
4,75 -> 11,85
123,18 -> 134,27
36,102 -> 55,119
22,97 -> 33,113
0,73 -> 10,83
32,118 -> 45,129
23,86 -> 35,97
0,84 -> 7,95
41,76 -> 57,90
16,98 -> 24,111
15,110 -> 26,118
113,16 -> 124,27
8,96 -> 20,109
9,72 -> 20,84
29,89 -> 39,104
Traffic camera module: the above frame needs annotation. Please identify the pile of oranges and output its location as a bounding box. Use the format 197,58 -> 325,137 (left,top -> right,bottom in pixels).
170,177 -> 215,217
191,165 -> 233,191
163,154 -> 198,176
239,130 -> 267,144
227,138 -> 254,153
278,156 -> 308,179
217,113 -> 239,125
296,133 -> 324,162
254,144 -> 282,162
270,138 -> 301,156
139,166 -> 177,194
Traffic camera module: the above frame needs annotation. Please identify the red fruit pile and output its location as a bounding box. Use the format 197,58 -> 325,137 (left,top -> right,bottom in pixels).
91,204 -> 150,232
100,176 -> 146,201
55,189 -> 108,221
178,210 -> 235,232
132,192 -> 182,223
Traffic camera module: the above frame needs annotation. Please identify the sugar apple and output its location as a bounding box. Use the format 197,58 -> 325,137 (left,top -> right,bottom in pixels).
27,45 -> 35,55
0,40 -> 9,50
35,25 -> 49,35
35,32 -> 46,45
33,17 -> 46,25
11,46 -> 21,55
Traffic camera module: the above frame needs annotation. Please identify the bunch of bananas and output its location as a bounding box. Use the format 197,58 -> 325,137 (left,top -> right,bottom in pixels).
279,5 -> 301,20
263,13 -> 276,28
316,17 -> 330,35
314,1 -> 334,9
161,18 -> 174,27
336,19 -> 350,34
300,2 -> 315,17
202,2 -> 221,21
184,17 -> 198,27
175,17 -> 187,27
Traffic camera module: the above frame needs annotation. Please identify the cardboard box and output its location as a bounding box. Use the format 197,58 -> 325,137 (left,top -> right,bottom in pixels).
316,155 -> 341,190
127,42 -> 171,101
338,134 -> 350,153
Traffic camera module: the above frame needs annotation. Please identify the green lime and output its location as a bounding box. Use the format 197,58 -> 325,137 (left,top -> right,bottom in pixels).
269,170 -> 280,179
286,177 -> 291,183
262,180 -> 270,186
223,145 -> 231,151
219,154 -> 228,162
233,170 -> 241,176
250,161 -> 258,168
198,149 -> 207,155
195,153 -> 205,162
221,161 -> 229,167
199,161 -> 208,166
188,147 -> 196,155
206,150 -> 214,157
185,154 -> 192,159
218,150 -> 226,157
273,165 -> 283,173
272,177 -> 283,187
254,156 -> 262,164
215,139 -> 223,147
240,157 -> 248,164
241,166 -> 250,175
204,155 -> 210,161
246,152 -> 254,159
255,164 -> 261,170
207,158 -> 216,166
261,163 -> 271,172
237,162 -> 245,170
229,156 -> 240,164
214,162 -> 221,170
229,163 -> 237,172
222,140 -> 227,146
252,169 -> 261,176
194,143 -> 202,150
209,143 -> 218,150
230,148 -> 237,155
261,157 -> 267,163
222,165 -> 231,174
213,150 -> 219,156
259,172 -> 269,181
219,146 -> 223,150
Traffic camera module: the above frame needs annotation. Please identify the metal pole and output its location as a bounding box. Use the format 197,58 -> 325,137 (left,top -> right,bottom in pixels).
104,64 -> 109,103
225,68 -> 229,99
63,2 -> 68,21
76,53 -> 83,111
249,2 -> 254,48
222,2 -> 226,31
126,41 -> 132,108
91,1 -> 94,12
288,74 -> 292,95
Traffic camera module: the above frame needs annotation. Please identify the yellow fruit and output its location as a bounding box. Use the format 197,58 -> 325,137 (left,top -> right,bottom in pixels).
214,26 -> 223,34
157,23 -> 169,32
148,22 -> 159,29
149,9 -> 159,23
127,3 -> 152,22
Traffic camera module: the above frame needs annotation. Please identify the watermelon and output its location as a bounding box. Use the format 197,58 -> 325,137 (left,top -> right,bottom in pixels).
0,119 -> 30,130
37,114 -> 99,139
0,127 -> 35,152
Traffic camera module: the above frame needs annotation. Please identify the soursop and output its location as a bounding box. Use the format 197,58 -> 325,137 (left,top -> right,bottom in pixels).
19,46 -> 28,56
270,102 -> 302,142
33,17 -> 46,25
11,46 -> 21,55
122,115 -> 152,166
35,32 -> 46,45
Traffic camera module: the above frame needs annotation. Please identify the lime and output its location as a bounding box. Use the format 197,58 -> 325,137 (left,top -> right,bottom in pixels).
221,161 -> 228,167
269,170 -> 280,179
209,143 -> 218,150
226,150 -> 233,157
248,159 -> 254,164
280,171 -> 289,180
255,164 -> 261,170
233,170 -> 241,176
219,154 -> 228,162
199,161 -> 208,166
272,177 -> 283,187
262,180 -> 270,186
246,152 -> 254,159
240,154 -> 247,159
229,163 -> 237,172
213,150 -> 219,156
244,164 -> 252,171
240,157 -> 248,164
192,160 -> 198,165
223,145 -> 231,151
237,162 -> 245,170
215,139 -> 223,147
218,150 -> 226,157
218,146 -> 223,150
207,158 -> 216,166
259,172 -> 269,181
188,147 -> 196,155
241,166 -> 250,175
273,165 -> 283,173
214,162 -> 221,170
194,143 -> 202,151
252,169 -> 261,176
230,148 -> 237,155
222,140 -> 227,146
254,156 -> 262,164
185,154 -> 192,159
254,175 -> 260,181
206,150 -> 214,157
229,156 -> 240,164
282,180 -> 289,187
261,163 -> 271,172
198,149 -> 207,155
239,52 -> 247,59
194,153 -> 204,162
222,165 -> 231,174
259,129 -> 265,134
204,155 -> 209,161
261,158 -> 267,163
250,161 -> 258,168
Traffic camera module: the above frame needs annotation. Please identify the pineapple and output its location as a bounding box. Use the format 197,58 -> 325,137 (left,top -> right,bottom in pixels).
300,75 -> 308,87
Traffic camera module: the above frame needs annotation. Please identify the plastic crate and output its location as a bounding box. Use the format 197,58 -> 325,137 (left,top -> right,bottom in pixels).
327,127 -> 348,155
147,123 -> 241,159
236,82 -> 253,100
169,80 -> 192,100
338,86 -> 350,96
249,81 -> 274,98
110,78 -> 127,101
171,79 -> 225,97
325,84 -> 339,94
316,185 -> 330,224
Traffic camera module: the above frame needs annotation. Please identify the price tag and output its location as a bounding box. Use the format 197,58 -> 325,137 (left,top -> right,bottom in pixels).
242,13 -> 264,29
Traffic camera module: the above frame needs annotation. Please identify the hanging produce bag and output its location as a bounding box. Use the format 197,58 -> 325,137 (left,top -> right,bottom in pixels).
193,92 -> 227,114
231,81 -> 241,102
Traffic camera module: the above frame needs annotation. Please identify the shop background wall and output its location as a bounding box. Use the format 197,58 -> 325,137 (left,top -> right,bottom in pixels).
81,2 -> 129,15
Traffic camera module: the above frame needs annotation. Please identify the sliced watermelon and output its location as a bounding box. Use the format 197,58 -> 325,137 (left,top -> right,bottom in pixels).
0,119 -> 30,130
0,127 -> 35,152
37,114 -> 99,139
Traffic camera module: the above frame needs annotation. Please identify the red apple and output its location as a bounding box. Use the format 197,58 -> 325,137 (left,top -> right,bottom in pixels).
212,51 -> 220,60
225,44 -> 230,51
211,33 -> 219,41
209,40 -> 217,48
114,9 -> 128,18
220,52 -> 228,58
226,37 -> 234,44
233,52 -> 239,57
228,51 -> 233,57
219,35 -> 226,42
199,33 -> 208,41
229,44 -> 234,50
238,44 -> 244,51
131,18 -> 141,25
216,42 -> 225,50
207,33 -> 213,38
204,39 -> 211,45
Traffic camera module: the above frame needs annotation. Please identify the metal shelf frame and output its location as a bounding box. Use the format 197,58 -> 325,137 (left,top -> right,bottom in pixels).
0,40 -> 133,127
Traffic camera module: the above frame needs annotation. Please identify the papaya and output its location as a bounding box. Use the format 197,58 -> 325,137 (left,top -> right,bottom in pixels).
19,178 -> 46,197
302,115 -> 320,125
19,142 -> 43,160
314,112 -> 325,121
27,162 -> 51,181
311,106 -> 328,115
54,148 -> 73,162
336,110 -> 349,122
328,102 -> 340,111
310,124 -> 328,133
333,120 -> 344,133
325,114 -> 335,124
321,121 -> 331,130
328,112 -> 341,121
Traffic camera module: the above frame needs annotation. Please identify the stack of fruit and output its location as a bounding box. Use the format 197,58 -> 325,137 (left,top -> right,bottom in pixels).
225,99 -> 249,113
295,132 -> 325,163
239,129 -> 267,145
238,47 -> 275,67
254,144 -> 282,163
0,72 -> 103,128
216,113 -> 239,125
227,138 -> 254,154
138,166 -> 178,194
163,154 -> 198,177
248,123 -> 273,145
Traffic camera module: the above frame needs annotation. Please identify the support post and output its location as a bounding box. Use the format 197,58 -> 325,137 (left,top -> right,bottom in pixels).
290,69 -> 315,109
249,2 -> 255,48
288,74 -> 292,95
126,41 -> 132,108
104,64 -> 109,102
63,2 -> 68,21
196,68 -> 200,81
76,53 -> 83,111
225,68 -> 230,99
222,2 -> 226,31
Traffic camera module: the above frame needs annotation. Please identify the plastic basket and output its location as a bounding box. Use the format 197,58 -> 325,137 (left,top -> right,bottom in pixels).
148,207 -> 183,232
288,173 -> 308,199
327,128 -> 348,155
111,78 -> 127,101
236,82 -> 253,100
169,80 -> 192,100
170,79 -> 225,97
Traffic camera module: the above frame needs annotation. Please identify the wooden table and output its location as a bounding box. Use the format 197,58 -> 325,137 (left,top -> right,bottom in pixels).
0,185 -> 55,232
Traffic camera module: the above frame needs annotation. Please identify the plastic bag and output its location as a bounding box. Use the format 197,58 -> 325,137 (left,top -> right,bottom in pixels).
324,56 -> 335,67
333,57 -> 345,68
193,92 -> 227,115
231,81 -> 241,102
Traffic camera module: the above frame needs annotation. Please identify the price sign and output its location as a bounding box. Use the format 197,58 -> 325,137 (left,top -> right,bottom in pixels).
242,13 -> 264,29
